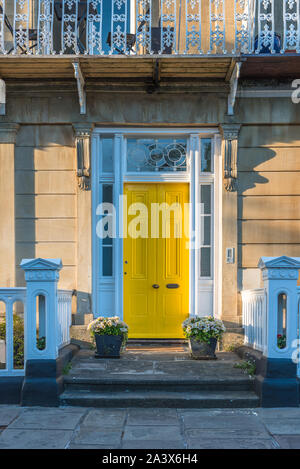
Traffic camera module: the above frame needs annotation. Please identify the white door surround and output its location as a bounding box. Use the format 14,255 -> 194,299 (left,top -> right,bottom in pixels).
91,128 -> 222,321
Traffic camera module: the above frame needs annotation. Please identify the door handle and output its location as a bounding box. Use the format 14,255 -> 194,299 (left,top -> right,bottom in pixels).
152,284 -> 160,289
166,284 -> 180,289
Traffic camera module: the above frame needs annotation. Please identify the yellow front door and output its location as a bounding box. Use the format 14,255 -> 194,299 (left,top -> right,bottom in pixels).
124,183 -> 189,338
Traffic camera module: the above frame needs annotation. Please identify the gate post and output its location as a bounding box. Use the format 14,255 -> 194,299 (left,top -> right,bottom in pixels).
20,258 -> 63,406
256,256 -> 300,407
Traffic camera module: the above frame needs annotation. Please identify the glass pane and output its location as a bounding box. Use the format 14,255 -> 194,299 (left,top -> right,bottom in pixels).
201,138 -> 212,173
200,185 -> 211,214
127,138 -> 187,172
0,301 -> 6,369
101,139 -> 114,173
203,217 -> 211,246
13,301 -> 24,370
103,220 -> 113,246
102,184 -> 113,204
200,247 -> 211,277
103,247 -> 113,277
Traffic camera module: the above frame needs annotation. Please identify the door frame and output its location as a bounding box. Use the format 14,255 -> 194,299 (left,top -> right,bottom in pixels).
91,128 -> 222,321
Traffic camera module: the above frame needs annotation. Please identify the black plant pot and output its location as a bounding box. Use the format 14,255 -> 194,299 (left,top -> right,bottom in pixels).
188,337 -> 218,360
94,334 -> 123,359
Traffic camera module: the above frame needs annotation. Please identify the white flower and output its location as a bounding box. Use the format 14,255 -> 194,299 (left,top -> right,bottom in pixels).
87,315 -> 129,334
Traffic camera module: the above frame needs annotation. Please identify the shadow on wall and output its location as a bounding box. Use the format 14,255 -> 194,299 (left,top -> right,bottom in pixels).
238,147 -> 276,193
237,146 -> 277,292
15,146 -> 35,287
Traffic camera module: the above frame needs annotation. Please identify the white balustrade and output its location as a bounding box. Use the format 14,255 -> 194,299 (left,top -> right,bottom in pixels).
0,1 -> 298,56
242,257 -> 300,375
0,288 -> 26,376
57,289 -> 73,350
0,259 -> 72,376
241,288 -> 266,352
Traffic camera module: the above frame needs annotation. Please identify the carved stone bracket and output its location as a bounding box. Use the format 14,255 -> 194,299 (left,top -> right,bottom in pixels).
73,124 -> 94,190
220,124 -> 241,192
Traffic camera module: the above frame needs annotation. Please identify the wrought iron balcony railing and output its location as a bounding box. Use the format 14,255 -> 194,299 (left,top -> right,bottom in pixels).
0,0 -> 299,57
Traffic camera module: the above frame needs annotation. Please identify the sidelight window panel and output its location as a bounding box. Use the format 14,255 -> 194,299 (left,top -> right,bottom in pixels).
199,184 -> 213,278
101,184 -> 114,277
200,138 -> 212,173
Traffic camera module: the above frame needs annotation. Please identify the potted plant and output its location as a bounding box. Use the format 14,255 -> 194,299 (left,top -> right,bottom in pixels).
87,316 -> 129,359
182,316 -> 226,360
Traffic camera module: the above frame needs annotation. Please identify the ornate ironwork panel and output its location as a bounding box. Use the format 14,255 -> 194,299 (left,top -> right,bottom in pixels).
136,0 -> 151,54
255,0 -> 275,54
37,0 -> 54,55
185,0 -> 202,54
209,0 -> 226,54
86,0 -> 103,55
61,0 -> 79,54
0,0 -> 5,54
282,0 -> 300,53
111,0 -> 128,54
234,0 -> 256,53
13,0 -> 30,55
160,0 -> 177,54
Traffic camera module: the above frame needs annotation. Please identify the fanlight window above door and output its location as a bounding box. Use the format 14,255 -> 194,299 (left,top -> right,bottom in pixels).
127,138 -> 188,172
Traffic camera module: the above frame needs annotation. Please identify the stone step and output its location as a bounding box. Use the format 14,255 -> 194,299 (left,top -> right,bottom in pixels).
64,377 -> 253,392
60,389 -> 260,408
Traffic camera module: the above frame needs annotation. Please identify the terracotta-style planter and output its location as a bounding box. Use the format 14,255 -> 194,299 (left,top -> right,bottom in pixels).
94,334 -> 123,358
188,337 -> 217,360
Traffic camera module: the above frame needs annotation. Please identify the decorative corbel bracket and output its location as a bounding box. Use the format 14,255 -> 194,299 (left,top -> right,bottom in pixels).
0,79 -> 6,115
73,124 -> 94,190
72,61 -> 86,115
227,62 -> 242,116
220,124 -> 241,192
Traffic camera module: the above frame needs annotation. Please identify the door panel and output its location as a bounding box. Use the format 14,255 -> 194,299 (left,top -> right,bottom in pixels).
124,183 -> 189,338
157,184 -> 189,338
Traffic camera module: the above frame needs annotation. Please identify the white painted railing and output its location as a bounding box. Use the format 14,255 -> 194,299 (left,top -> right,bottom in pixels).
0,288 -> 26,376
241,257 -> 300,373
241,288 -> 266,352
57,289 -> 72,350
0,0 -> 299,56
0,260 -> 73,377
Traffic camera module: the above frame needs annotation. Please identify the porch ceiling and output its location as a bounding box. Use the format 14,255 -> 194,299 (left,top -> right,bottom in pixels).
0,56 -> 234,81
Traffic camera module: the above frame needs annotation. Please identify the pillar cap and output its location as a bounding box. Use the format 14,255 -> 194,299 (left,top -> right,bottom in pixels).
258,256 -> 300,270
20,258 -> 62,271
258,256 -> 300,281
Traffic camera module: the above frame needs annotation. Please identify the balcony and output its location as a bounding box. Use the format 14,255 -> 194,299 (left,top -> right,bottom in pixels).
0,1 -> 299,82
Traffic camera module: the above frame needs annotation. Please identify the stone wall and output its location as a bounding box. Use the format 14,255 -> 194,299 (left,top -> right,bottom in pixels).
238,124 -> 300,293
14,125 -> 77,291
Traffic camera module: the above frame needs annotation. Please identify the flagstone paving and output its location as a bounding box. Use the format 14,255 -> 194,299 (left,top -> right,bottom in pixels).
0,405 -> 300,449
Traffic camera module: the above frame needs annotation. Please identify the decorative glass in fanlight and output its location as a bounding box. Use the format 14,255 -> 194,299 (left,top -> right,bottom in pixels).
127,138 -> 188,172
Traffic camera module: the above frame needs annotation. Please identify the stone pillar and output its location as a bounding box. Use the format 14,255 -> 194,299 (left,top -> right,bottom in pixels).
72,124 -> 94,317
219,124 -> 241,328
0,123 -> 19,287
20,258 -> 63,406
255,256 -> 300,407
